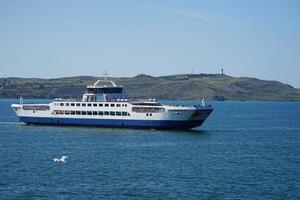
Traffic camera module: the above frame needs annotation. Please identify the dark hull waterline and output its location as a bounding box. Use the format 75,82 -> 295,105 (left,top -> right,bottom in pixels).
19,116 -> 205,130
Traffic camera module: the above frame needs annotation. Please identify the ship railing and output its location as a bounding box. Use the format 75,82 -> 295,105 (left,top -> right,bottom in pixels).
129,98 -> 157,103
54,98 -> 82,102
54,97 -> 130,102
163,104 -> 213,109
163,104 -> 194,108
193,104 -> 213,109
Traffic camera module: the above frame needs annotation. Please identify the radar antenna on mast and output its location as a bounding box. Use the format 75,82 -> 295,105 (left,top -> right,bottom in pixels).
93,70 -> 116,87
104,70 -> 109,80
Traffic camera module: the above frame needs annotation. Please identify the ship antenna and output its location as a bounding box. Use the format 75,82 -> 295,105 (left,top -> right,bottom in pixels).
104,70 -> 109,80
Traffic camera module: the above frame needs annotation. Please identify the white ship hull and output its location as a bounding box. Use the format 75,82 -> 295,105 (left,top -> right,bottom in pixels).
11,101 -> 213,129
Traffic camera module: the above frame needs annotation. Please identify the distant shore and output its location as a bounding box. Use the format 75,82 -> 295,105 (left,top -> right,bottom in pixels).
1,74 -> 300,101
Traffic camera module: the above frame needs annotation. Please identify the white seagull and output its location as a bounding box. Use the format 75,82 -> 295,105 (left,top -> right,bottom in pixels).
53,155 -> 69,163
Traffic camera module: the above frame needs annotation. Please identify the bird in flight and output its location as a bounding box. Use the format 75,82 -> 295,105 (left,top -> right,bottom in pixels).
53,155 -> 69,163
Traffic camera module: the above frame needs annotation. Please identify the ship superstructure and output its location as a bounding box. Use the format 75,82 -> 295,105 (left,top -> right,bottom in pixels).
11,78 -> 213,129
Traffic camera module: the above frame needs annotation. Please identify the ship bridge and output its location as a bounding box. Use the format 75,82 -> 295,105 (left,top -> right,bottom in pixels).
83,79 -> 127,102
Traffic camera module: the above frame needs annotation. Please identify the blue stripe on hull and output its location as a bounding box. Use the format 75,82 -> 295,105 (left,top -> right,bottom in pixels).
19,116 -> 205,129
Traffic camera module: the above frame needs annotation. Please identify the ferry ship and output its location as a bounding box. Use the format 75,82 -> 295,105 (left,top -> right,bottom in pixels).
11,79 -> 213,129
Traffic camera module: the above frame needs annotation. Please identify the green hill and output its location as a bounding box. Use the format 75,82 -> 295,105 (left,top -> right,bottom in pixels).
0,74 -> 299,101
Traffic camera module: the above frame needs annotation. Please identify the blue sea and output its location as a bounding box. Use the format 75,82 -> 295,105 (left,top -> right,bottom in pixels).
0,99 -> 300,199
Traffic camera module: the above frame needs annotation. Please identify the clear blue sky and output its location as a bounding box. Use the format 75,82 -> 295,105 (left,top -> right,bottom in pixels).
1,0 -> 300,87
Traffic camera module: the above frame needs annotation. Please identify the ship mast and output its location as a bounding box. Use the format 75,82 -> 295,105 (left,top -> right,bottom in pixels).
104,70 -> 109,80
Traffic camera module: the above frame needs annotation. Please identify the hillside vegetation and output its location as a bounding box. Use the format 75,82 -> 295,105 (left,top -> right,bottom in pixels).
0,74 -> 300,101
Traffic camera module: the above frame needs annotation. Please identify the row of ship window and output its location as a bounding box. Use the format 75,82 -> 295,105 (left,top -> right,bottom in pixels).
55,103 -> 128,107
52,110 -> 131,116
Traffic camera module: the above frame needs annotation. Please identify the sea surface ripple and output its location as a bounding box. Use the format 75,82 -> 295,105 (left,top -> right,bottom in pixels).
0,99 -> 300,199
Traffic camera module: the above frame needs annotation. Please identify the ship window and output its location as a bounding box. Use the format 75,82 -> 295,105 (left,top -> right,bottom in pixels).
99,104 -> 103,107
82,103 -> 86,107
132,107 -> 165,113
71,103 -> 75,106
98,111 -> 103,115
104,111 -> 109,115
123,112 -> 130,116
87,111 -> 92,115
66,103 -> 69,106
88,103 -> 91,107
93,111 -> 97,115
76,111 -> 81,115
70,111 -> 75,115
76,103 -> 80,106
82,111 -> 86,115
110,111 -> 115,116
150,113 -> 152,116
125,104 -> 127,107
117,104 -> 121,107
146,113 -> 149,116
116,111 -> 121,116
93,103 -> 97,107
111,104 -> 115,107
65,110 -> 70,115
23,105 -> 50,111
60,103 -> 64,106
105,104 -> 109,107
59,110 -> 64,115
